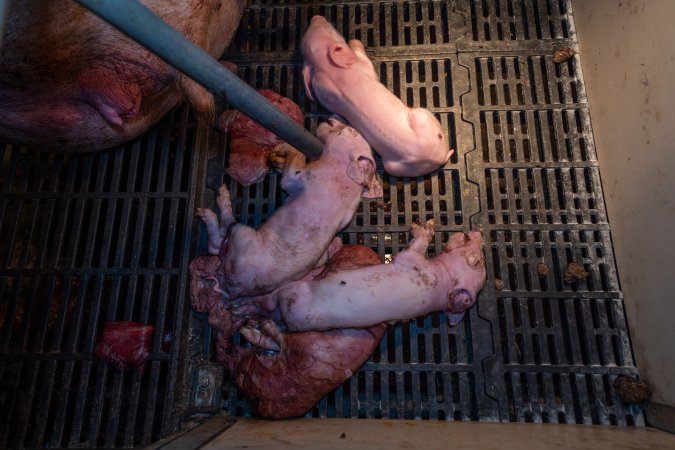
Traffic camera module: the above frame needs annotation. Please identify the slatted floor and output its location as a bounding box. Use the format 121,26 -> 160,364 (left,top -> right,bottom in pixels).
203,0 -> 643,426
0,107 -> 206,447
0,1 -> 644,448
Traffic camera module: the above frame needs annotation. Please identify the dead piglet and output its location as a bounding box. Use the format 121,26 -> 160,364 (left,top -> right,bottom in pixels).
196,115 -> 382,299
280,220 -> 487,331
228,244 -> 386,419
0,0 -> 245,152
302,16 -> 452,177
195,239 -> 342,373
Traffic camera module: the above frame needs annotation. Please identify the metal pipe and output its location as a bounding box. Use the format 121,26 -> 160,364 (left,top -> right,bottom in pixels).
75,0 -> 323,160
0,0 -> 12,49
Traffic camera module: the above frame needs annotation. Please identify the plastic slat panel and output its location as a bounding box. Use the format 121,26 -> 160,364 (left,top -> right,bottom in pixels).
206,0 -> 642,428
0,105 -> 202,448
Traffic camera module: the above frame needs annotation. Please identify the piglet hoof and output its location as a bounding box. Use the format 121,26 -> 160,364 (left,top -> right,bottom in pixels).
411,219 -> 435,239
217,185 -> 231,205
260,320 -> 284,343
269,145 -> 288,170
216,185 -> 235,226
240,321 -> 282,352
196,208 -> 218,226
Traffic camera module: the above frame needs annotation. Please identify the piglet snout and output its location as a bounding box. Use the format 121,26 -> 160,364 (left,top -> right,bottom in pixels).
311,15 -> 327,24
448,289 -> 474,313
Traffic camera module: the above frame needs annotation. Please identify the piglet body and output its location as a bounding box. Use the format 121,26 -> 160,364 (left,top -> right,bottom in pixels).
227,244 -> 386,419
302,16 -> 452,177
197,116 -> 382,299
189,243 -> 386,419
280,221 -> 486,330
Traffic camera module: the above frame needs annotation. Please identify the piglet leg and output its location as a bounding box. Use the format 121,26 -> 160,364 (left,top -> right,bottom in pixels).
195,208 -> 220,255
405,219 -> 436,255
387,218 -> 436,267
216,185 -> 236,227
196,185 -> 236,255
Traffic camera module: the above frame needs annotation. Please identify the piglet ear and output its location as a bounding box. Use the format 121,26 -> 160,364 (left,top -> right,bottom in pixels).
347,157 -> 382,198
329,44 -> 357,68
302,65 -> 315,101
445,311 -> 465,327
362,177 -> 383,199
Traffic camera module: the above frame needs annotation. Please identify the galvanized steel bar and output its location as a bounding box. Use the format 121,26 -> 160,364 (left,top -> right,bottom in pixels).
75,0 -> 323,160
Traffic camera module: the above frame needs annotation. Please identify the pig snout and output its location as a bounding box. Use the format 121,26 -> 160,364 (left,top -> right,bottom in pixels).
310,15 -> 327,24
445,283 -> 479,326
447,288 -> 475,313
441,231 -> 486,326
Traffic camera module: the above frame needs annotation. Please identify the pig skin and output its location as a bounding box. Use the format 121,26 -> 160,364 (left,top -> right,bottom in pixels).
0,0 -> 245,152
218,89 -> 305,186
279,220 -> 487,331
191,241 -> 385,419
301,16 -> 452,177
196,115 -> 383,299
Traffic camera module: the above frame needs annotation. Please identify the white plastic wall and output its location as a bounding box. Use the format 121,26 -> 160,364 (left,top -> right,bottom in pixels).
572,0 -> 675,430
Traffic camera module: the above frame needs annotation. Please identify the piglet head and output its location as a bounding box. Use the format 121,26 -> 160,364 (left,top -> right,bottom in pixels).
302,16 -> 357,101
317,115 -> 383,198
442,231 -> 486,326
302,16 -> 355,68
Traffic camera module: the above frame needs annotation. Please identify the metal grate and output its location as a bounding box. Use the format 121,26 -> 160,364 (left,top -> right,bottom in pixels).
233,1 -> 456,54
470,0 -> 573,41
0,107 -> 204,448
472,56 -> 586,107
459,0 -> 642,426
194,0 -> 644,427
